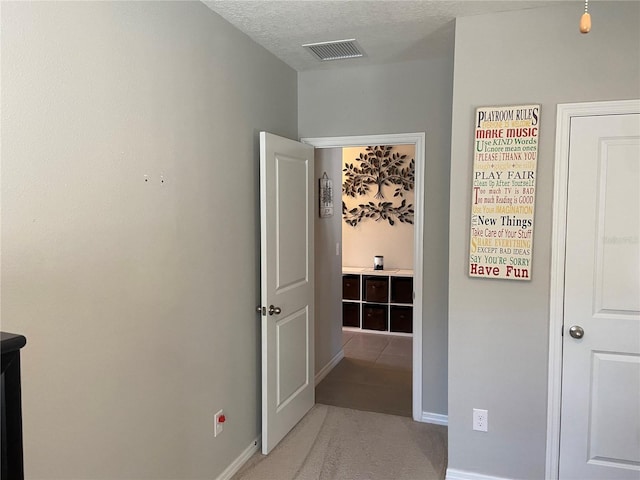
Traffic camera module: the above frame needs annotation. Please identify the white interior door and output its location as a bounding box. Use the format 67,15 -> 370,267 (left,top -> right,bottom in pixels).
259,132 -> 315,455
560,112 -> 640,479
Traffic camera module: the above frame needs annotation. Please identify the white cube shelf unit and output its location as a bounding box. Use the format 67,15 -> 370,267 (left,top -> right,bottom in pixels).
342,267 -> 413,336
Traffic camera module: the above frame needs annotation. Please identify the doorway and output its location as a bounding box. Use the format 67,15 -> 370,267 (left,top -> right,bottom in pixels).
319,143 -> 416,417
302,133 -> 425,422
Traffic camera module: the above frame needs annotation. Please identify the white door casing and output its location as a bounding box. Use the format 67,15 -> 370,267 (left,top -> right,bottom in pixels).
260,132 -> 315,455
301,133 -> 425,423
547,100 -> 640,479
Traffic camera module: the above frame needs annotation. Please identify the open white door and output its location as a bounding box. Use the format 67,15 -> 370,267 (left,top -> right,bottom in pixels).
259,132 -> 315,455
559,112 -> 640,478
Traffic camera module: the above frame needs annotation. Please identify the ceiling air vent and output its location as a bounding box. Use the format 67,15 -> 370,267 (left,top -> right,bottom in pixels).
302,39 -> 365,61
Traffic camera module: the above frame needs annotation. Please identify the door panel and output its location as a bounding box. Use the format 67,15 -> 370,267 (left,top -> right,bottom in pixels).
276,309 -> 309,409
560,113 -> 640,479
588,352 -> 640,467
276,155 -> 309,289
260,132 -> 315,455
596,139 -> 640,313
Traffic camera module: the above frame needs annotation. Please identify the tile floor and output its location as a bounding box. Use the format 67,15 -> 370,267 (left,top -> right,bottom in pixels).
315,330 -> 413,417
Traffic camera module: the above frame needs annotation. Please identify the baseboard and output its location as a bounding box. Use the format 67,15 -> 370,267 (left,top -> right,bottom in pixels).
215,436 -> 261,480
421,411 -> 448,426
446,468 -> 512,480
314,349 -> 344,386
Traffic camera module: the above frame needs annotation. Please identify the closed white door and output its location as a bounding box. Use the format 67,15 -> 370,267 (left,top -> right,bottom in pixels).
259,132 -> 315,455
560,112 -> 640,478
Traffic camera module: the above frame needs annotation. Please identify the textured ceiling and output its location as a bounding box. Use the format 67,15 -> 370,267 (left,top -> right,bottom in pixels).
203,1 -> 571,71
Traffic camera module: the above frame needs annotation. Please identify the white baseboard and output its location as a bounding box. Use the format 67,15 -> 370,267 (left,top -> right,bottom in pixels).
314,349 -> 344,386
420,411 -> 448,426
446,468 -> 512,480
216,436 -> 261,480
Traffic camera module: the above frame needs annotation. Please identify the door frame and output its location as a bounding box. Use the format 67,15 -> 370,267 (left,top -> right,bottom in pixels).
301,132 -> 425,422
545,99 -> 640,479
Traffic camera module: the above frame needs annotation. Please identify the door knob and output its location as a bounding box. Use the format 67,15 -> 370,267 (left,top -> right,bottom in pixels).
569,325 -> 584,339
268,305 -> 282,315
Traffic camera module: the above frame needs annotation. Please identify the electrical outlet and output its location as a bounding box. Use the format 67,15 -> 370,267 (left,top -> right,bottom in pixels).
473,408 -> 488,432
214,409 -> 225,437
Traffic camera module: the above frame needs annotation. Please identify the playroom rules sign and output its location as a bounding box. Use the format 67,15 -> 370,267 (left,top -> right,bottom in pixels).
468,104 -> 540,280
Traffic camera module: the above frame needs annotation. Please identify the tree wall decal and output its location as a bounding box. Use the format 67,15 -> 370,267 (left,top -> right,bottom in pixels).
342,145 -> 415,227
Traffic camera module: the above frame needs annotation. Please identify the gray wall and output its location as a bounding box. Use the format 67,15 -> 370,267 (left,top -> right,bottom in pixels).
299,28 -> 455,417
1,2 -> 297,478
342,145 -> 415,270
314,148 -> 344,374
448,3 -> 640,478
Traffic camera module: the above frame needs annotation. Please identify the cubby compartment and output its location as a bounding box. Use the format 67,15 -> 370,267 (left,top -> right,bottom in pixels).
390,305 -> 413,333
342,274 -> 360,300
342,302 -> 360,327
364,276 -> 389,303
362,304 -> 388,331
391,276 -> 413,304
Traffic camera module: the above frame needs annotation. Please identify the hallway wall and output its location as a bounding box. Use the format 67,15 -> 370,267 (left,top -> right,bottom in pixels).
299,28 -> 455,417
314,148 -> 343,375
342,145 -> 415,270
448,3 -> 640,478
1,2 -> 297,478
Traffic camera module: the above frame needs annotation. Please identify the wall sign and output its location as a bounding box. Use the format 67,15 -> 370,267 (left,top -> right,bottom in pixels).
319,172 -> 334,218
468,104 -> 540,280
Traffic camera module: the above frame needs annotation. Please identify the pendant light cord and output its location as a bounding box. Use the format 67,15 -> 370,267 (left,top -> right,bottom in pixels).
580,0 -> 592,34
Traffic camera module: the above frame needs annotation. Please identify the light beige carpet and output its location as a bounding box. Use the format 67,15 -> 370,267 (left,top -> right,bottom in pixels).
232,404 -> 447,480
